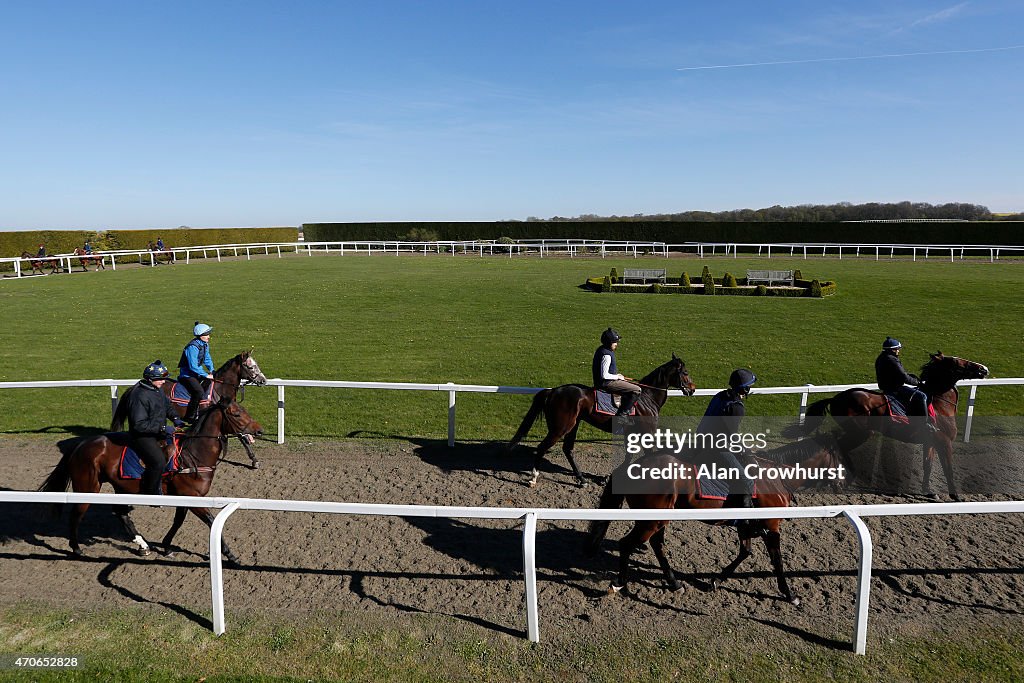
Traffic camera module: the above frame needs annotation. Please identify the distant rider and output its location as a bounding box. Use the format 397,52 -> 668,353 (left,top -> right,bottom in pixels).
592,328 -> 641,419
178,322 -> 215,423
697,368 -> 757,509
875,337 -> 936,432
127,361 -> 184,495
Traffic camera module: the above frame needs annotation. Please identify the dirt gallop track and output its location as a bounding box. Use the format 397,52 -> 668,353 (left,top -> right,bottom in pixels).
2,435 -> 1023,646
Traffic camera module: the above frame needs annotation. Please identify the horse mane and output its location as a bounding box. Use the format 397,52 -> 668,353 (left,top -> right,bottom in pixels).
638,357 -> 679,386
756,433 -> 835,466
215,352 -> 247,376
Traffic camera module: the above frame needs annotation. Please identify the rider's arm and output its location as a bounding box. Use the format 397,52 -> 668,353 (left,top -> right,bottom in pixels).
600,355 -> 623,381
202,346 -> 214,377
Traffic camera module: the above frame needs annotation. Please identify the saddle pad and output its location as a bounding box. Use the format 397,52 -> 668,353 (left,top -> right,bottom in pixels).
594,390 -> 637,416
690,459 -> 760,500
883,395 -> 910,425
170,379 -> 213,407
118,438 -> 183,480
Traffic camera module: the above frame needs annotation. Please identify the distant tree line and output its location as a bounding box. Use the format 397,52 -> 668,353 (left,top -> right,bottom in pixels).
525,202 -> 1022,223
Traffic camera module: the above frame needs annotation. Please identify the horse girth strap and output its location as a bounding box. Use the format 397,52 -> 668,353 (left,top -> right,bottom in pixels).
175,466 -> 216,475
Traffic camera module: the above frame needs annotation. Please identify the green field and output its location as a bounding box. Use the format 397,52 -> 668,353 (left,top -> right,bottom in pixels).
1,254 -> 1021,440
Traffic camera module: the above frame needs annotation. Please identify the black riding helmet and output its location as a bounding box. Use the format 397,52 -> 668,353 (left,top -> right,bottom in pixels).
143,360 -> 170,381
729,368 -> 756,393
601,327 -> 621,347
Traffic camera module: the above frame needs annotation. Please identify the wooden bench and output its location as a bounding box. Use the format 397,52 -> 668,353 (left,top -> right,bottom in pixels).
622,268 -> 667,284
746,269 -> 795,286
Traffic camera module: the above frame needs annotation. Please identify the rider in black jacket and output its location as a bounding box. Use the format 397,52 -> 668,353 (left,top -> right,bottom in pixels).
875,337 -> 935,431
127,361 -> 185,495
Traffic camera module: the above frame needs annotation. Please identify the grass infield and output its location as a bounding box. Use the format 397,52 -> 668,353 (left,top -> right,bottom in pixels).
0,254 -> 1021,440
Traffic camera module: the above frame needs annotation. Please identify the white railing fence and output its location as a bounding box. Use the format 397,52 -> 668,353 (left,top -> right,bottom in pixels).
4,239 -> 1024,278
2,490 -> 1022,654
0,377 -> 1020,445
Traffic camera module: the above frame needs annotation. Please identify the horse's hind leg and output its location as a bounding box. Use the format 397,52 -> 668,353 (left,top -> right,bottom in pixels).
611,522 -> 659,593
561,422 -> 587,487
649,526 -> 681,592
160,507 -> 189,557
711,535 -> 752,591
113,505 -> 151,556
187,507 -> 241,565
921,444 -> 937,499
68,503 -> 90,556
934,437 -> 960,501
763,529 -> 799,605
528,425 -> 573,488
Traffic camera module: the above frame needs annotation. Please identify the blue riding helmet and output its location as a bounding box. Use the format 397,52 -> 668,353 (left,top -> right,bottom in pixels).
143,360 -> 170,380
601,328 -> 621,346
193,322 -> 213,337
729,368 -> 756,391
882,336 -> 902,350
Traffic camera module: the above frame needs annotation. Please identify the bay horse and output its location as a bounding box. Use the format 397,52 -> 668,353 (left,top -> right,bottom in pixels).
796,352 -> 988,501
508,355 -> 696,488
21,251 -> 61,275
584,432 -> 845,604
40,396 -> 263,563
73,247 -> 106,271
112,351 -> 268,468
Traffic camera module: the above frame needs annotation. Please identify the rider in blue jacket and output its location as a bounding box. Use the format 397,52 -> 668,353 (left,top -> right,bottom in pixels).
697,368 -> 757,510
177,322 -> 215,422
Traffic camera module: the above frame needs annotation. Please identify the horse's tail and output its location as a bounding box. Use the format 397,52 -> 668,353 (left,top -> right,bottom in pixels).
110,384 -> 134,431
582,476 -> 626,557
508,389 -> 550,449
39,444 -> 76,518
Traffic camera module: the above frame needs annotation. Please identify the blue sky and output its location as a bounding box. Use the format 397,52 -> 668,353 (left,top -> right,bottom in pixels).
1,1 -> 1022,230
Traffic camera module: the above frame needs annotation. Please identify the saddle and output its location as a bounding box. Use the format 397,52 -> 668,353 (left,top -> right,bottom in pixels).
170,379 -> 214,408
878,392 -> 936,425
118,436 -> 184,480
593,389 -> 637,416
689,453 -> 760,501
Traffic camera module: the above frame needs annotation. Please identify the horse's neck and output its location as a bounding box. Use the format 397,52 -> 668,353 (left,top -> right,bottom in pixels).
213,362 -> 240,399
921,370 -> 957,399
182,411 -> 226,466
637,368 -> 670,407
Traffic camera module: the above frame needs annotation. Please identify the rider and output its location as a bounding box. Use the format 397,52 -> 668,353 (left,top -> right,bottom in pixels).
178,322 -> 215,423
36,244 -> 46,258
697,368 -> 757,509
127,361 -> 185,495
875,337 -> 936,432
592,328 -> 641,420
83,241 -> 93,255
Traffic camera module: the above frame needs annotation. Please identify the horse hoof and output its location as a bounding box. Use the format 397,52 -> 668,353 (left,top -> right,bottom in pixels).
609,584 -> 626,595
923,492 -> 939,501
528,480 -> 538,489
250,461 -> 261,470
790,596 -> 801,607
669,583 -> 684,593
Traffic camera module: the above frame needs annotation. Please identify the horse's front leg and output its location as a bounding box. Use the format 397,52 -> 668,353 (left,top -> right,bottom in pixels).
763,528 -> 799,605
649,526 -> 681,592
190,507 -> 241,565
160,507 -> 189,557
238,434 -> 260,469
711,534 -> 752,590
113,505 -> 151,556
921,443 -> 937,499
935,436 -> 960,501
612,522 -> 658,593
528,432 -> 561,488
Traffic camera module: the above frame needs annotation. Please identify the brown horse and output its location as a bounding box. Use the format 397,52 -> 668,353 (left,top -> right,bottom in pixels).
112,351 -> 268,468
21,251 -> 61,275
509,355 -> 696,488
584,432 -> 845,604
41,396 -> 263,563
73,247 -> 106,271
797,352 -> 988,501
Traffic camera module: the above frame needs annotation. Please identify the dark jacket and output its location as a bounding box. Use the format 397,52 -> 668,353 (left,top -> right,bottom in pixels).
875,350 -> 919,394
127,380 -> 179,436
697,389 -> 745,440
592,346 -> 618,387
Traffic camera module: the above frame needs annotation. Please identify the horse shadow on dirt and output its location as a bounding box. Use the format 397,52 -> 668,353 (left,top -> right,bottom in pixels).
344,432 -> 606,488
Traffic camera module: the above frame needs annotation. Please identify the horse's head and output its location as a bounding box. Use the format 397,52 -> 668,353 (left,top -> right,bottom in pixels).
668,353 -> 696,396
239,350 -> 268,386
215,396 -> 263,438
922,351 -> 989,384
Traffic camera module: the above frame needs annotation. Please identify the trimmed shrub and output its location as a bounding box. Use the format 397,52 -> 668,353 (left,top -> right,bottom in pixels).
649,283 -> 663,294
810,279 -> 823,297
701,265 -> 711,279
610,267 -> 619,283
679,271 -> 691,287
723,272 -> 738,287
793,269 -> 803,279
702,271 -> 715,295
602,276 -> 611,292
756,284 -> 768,296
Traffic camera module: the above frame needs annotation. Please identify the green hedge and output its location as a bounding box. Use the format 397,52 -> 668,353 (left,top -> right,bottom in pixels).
304,220 -> 1024,245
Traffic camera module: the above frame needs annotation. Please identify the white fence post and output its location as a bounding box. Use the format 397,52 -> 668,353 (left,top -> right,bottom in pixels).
799,384 -> 812,425
522,512 -> 540,643
843,510 -> 873,655
210,502 -> 240,635
447,382 -> 456,447
964,384 -> 979,443
277,384 -> 285,445
110,384 -> 119,418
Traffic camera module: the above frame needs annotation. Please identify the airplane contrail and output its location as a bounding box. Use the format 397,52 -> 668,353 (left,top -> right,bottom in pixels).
676,45 -> 1024,71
